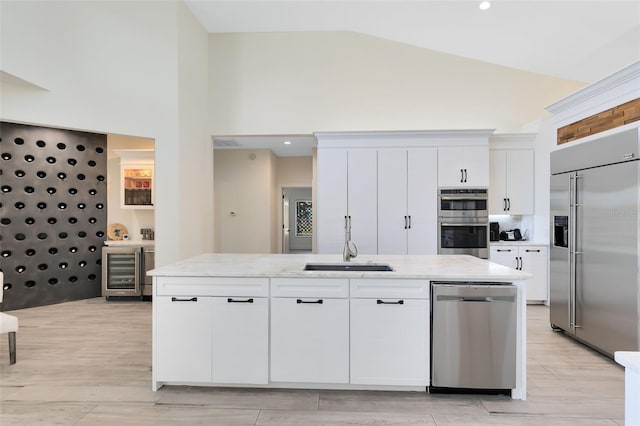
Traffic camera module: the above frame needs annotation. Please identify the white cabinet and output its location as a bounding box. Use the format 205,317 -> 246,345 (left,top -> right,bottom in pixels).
114,149 -> 154,209
153,277 -> 269,388
438,146 -> 489,187
270,278 -> 350,383
489,150 -> 534,215
348,150 -> 378,254
316,149 -> 347,254
378,149 -> 437,254
155,295 -> 213,383
211,297 -> 269,384
316,149 -> 377,254
350,279 -> 430,386
490,244 -> 548,302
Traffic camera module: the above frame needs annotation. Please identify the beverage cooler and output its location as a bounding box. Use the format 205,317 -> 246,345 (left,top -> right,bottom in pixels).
102,246 -> 142,297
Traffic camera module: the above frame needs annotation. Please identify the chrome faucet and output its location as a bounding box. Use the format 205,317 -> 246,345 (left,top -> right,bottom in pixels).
343,216 -> 358,262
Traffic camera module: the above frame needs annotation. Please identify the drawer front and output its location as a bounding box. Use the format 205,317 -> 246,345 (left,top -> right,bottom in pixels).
271,278 -> 349,298
155,276 -> 269,297
490,245 -> 517,257
521,245 -> 547,255
350,279 -> 429,299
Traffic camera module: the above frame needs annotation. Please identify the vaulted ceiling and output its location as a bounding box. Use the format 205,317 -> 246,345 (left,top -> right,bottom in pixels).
186,0 -> 640,84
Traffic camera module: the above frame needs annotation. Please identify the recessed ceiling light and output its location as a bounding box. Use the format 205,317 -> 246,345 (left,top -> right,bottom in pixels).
283,140 -> 291,145
479,1 -> 491,10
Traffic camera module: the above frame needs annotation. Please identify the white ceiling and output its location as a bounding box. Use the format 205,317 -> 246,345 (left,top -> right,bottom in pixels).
197,0 -> 640,156
186,0 -> 640,83
213,134 -> 317,156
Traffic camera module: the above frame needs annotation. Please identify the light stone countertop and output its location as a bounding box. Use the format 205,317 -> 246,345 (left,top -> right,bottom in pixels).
104,240 -> 155,248
615,351 -> 640,374
149,253 -> 531,281
490,241 -> 549,246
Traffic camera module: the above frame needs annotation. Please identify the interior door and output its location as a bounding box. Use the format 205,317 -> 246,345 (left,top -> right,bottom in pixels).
575,161 -> 639,355
549,172 -> 571,332
282,191 -> 290,254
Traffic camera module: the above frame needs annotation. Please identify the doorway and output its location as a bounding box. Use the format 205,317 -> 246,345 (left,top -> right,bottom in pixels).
282,187 -> 312,254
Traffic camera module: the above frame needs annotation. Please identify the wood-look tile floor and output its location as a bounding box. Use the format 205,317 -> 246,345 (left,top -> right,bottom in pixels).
0,299 -> 625,425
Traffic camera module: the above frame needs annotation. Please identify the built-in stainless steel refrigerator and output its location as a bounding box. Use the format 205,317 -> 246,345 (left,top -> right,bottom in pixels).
550,126 -> 640,358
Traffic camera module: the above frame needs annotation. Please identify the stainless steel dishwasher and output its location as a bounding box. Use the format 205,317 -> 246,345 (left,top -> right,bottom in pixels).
431,282 -> 517,390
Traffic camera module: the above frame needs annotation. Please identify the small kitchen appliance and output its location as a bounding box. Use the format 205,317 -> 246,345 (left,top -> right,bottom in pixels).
489,222 -> 500,241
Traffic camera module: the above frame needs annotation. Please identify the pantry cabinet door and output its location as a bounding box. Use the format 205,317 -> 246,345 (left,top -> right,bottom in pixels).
316,149 -> 348,253
348,150 -> 378,254
407,148 -> 438,254
378,149 -> 408,254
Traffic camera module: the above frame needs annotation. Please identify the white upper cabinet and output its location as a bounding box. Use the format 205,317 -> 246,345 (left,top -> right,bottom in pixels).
316,130 -> 492,254
438,146 -> 489,187
378,149 -> 437,255
489,134 -> 536,215
489,149 -> 534,215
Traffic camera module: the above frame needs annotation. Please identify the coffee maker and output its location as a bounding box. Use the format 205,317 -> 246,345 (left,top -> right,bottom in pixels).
490,222 -> 500,241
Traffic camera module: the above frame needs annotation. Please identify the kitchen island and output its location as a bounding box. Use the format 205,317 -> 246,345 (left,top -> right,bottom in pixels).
150,254 -> 530,399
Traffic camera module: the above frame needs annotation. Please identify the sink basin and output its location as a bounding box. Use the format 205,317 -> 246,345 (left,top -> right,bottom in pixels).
303,263 -> 394,272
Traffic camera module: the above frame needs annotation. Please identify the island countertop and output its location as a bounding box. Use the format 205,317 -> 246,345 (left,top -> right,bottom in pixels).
149,253 -> 531,281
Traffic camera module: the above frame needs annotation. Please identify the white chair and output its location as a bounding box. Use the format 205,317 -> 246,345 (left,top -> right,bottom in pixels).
0,272 -> 19,364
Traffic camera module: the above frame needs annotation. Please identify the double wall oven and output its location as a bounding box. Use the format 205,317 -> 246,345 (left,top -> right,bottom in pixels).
437,188 -> 489,259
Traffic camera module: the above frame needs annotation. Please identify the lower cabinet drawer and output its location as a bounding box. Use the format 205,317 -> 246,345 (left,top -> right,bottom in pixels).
271,278 -> 349,298
270,297 -> 349,383
350,298 -> 430,386
350,279 -> 430,299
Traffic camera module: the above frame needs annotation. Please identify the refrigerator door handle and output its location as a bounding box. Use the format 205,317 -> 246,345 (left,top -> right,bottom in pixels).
569,174 -> 576,329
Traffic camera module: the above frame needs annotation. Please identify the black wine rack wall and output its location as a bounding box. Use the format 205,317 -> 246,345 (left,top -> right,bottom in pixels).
0,122 -> 107,311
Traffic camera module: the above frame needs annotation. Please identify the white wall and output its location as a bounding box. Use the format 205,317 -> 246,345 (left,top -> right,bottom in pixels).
177,3 -> 213,259
0,1 -> 212,267
214,149 -> 276,253
208,31 -> 586,135
106,134 -> 155,239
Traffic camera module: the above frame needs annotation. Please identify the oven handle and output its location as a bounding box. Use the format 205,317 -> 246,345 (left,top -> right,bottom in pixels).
439,196 -> 487,201
439,222 -> 487,227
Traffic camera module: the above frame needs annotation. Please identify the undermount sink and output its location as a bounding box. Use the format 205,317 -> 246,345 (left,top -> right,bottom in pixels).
303,263 -> 394,272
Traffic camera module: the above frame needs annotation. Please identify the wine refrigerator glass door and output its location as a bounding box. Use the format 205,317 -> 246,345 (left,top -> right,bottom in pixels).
102,247 -> 141,296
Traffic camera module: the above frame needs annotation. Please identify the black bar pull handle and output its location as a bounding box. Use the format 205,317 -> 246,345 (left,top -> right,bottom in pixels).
497,249 -> 512,252
377,299 -> 404,305
404,215 -> 408,229
171,297 -> 197,302
227,298 -> 254,303
526,249 -> 541,253
297,299 -> 323,304
460,169 -> 464,183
